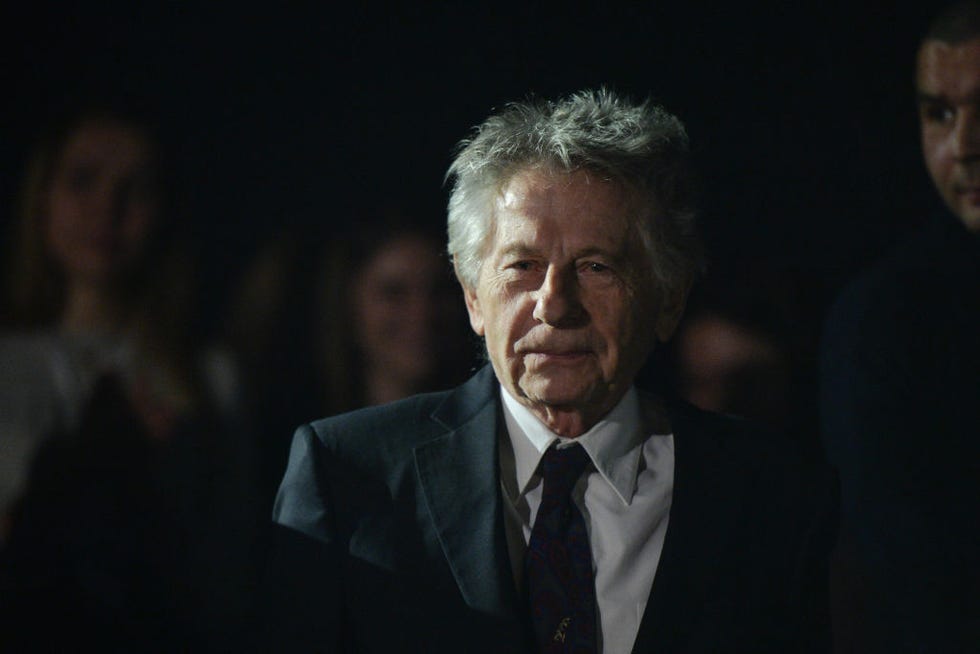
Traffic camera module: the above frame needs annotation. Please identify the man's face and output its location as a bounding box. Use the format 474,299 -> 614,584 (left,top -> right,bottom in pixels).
461,167 -> 683,436
918,37 -> 980,232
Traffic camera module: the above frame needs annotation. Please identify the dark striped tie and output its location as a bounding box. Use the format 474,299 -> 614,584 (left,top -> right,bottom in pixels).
525,443 -> 597,653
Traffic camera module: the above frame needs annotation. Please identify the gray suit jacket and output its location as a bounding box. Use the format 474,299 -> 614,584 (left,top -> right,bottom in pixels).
267,365 -> 836,652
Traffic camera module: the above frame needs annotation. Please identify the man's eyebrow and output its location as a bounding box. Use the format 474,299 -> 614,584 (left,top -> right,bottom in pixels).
574,246 -> 616,258
497,243 -> 538,259
495,243 -> 625,264
916,91 -> 945,103
916,90 -> 980,105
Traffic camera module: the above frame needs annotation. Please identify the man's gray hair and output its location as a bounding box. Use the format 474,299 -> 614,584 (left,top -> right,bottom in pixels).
925,1 -> 980,45
446,88 -> 704,297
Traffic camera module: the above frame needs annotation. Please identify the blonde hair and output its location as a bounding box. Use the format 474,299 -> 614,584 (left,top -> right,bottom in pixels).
2,105 -> 204,413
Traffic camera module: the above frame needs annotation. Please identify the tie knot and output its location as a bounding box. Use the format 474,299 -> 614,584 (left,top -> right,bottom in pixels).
539,443 -> 591,502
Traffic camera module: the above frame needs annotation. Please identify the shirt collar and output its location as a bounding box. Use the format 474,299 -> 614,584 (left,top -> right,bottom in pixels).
500,384 -> 646,506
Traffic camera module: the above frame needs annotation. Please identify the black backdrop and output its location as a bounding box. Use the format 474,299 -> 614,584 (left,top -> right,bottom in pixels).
1,2 -> 946,333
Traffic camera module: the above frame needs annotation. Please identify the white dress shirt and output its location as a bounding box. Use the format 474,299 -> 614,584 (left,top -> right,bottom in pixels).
498,385 -> 675,654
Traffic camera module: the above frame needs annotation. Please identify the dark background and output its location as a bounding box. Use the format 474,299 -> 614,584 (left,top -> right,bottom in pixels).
1,2 -> 946,334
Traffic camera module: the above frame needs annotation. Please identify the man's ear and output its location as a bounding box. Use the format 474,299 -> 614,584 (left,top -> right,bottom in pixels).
455,263 -> 485,336
653,285 -> 689,343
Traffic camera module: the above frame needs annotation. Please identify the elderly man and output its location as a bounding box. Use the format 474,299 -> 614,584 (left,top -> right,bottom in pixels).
270,89 -> 835,653
821,3 -> 980,650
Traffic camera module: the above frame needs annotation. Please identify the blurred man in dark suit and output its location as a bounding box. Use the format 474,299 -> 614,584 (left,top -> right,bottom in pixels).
821,2 -> 980,650
270,89 -> 836,653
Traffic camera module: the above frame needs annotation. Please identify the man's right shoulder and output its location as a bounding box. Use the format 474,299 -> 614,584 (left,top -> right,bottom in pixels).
303,388 -> 456,457
272,387 -> 464,540
826,214 -> 968,334
273,367 -> 498,538
298,364 -> 498,463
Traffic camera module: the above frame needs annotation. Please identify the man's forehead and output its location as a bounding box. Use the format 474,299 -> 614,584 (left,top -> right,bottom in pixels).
495,167 -> 641,217
485,203 -> 649,279
917,37 -> 980,97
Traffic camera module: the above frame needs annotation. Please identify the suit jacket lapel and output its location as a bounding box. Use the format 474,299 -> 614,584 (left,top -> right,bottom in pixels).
415,373 -> 748,652
631,402 -> 748,653
413,366 -> 523,621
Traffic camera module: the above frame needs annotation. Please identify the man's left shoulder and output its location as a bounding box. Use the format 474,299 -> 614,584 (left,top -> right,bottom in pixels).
667,397 -> 836,497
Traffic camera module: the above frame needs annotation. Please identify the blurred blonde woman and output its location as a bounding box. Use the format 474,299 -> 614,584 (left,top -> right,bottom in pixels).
0,99 -> 251,650
0,102 -> 205,511
226,212 -> 475,505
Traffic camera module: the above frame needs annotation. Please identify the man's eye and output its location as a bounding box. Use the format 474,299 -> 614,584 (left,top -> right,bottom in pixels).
509,261 -> 534,271
922,102 -> 955,125
582,262 -> 609,273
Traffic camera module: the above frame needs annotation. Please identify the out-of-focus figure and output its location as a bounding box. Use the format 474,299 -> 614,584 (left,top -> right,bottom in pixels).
0,101 -> 202,520
0,100 -> 251,651
666,270 -> 822,443
315,217 -> 473,414
227,212 -> 474,517
674,314 -> 787,416
820,2 -> 980,650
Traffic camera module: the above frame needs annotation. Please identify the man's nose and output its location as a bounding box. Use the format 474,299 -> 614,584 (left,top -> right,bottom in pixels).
532,266 -> 586,327
952,110 -> 980,160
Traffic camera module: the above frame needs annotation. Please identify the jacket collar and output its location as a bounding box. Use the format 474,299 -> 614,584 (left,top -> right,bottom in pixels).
414,366 -> 525,624
416,369 -> 750,653
501,384 -> 648,507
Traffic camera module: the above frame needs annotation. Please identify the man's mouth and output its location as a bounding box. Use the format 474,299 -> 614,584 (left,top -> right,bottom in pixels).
955,184 -> 980,205
523,350 -> 592,364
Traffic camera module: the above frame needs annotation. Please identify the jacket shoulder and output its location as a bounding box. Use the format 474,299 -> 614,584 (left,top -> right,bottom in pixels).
311,390 -> 450,442
668,397 -> 832,487
303,365 -> 498,467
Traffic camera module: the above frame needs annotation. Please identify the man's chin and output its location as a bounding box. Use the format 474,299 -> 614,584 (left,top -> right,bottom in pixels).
948,194 -> 980,233
956,208 -> 980,233
518,374 -> 600,411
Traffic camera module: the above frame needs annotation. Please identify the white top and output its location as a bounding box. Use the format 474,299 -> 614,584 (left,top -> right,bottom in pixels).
0,331 -> 242,518
0,331 -> 132,513
498,385 -> 675,654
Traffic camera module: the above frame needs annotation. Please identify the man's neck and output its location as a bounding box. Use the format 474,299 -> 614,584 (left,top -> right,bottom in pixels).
502,385 -> 629,439
525,404 -> 600,438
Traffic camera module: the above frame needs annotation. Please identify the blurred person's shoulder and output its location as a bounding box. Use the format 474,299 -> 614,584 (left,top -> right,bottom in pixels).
0,331 -> 84,515
826,215 -> 980,351
0,331 -> 84,422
